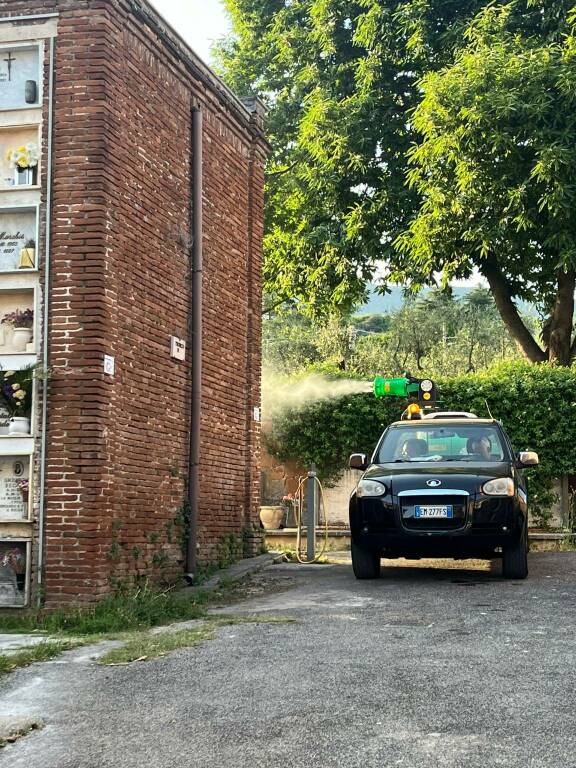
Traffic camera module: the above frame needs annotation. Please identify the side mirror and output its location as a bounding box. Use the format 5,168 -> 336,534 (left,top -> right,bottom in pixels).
349,453 -> 368,471
518,451 -> 539,467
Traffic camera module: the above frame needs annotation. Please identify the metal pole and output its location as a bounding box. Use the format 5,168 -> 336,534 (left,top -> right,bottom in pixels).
37,35 -> 56,606
307,465 -> 316,562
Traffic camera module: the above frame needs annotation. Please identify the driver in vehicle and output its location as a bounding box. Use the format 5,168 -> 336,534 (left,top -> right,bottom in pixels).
401,438 -> 429,460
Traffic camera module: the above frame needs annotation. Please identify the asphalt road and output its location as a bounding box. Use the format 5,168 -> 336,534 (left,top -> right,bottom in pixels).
1,552 -> 576,768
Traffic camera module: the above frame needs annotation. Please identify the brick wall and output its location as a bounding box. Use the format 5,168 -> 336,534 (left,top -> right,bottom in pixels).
0,0 -> 267,605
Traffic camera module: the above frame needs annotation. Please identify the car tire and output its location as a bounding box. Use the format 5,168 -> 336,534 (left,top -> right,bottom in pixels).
502,523 -> 528,580
351,540 -> 381,580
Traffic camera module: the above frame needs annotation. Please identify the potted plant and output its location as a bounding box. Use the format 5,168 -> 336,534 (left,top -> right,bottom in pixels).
19,239 -> 36,270
2,309 -> 34,352
0,366 -> 35,435
6,143 -> 39,186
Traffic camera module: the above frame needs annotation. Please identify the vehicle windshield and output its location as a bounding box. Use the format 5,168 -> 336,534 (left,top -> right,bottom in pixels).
376,424 -> 507,464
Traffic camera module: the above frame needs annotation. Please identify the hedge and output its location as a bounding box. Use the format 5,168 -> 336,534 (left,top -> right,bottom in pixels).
265,361 -> 576,526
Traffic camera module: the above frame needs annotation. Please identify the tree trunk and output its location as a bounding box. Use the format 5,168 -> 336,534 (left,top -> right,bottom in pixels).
481,258 -> 547,363
547,270 -> 575,365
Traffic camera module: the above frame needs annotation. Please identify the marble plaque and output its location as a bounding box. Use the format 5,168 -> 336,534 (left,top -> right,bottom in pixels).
0,47 -> 40,109
0,457 -> 29,520
0,209 -> 36,271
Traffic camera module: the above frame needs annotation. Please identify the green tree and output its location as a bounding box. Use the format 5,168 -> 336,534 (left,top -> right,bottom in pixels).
217,0 -> 489,314
396,3 -> 576,364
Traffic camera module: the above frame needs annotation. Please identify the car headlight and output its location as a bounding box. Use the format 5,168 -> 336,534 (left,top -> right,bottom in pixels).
357,480 -> 387,498
482,478 -> 514,497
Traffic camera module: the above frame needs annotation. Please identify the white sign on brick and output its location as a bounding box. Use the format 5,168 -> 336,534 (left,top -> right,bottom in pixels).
170,336 -> 186,361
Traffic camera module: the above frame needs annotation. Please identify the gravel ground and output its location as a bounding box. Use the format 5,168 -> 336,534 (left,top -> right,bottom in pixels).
1,552 -> 576,768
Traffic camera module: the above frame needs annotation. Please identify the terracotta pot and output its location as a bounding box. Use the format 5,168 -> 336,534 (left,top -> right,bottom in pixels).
259,505 -> 285,530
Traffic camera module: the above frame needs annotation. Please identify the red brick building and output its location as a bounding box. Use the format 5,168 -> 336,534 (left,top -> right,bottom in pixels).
0,1 -> 267,607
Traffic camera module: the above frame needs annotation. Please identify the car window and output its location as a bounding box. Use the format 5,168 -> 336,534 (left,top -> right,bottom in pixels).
376,424 -> 507,463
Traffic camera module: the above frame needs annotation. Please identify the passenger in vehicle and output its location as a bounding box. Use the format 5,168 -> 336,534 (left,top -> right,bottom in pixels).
467,435 -> 493,461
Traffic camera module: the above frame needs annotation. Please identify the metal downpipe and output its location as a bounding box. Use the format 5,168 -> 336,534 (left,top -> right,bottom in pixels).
186,107 -> 203,581
37,35 -> 56,606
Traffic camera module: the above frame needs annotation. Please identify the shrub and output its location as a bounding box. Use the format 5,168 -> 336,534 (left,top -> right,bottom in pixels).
266,362 -> 576,526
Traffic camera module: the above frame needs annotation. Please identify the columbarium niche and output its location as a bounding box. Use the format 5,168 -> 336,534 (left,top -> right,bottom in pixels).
0,539 -> 29,607
0,126 -> 41,189
0,45 -> 41,110
0,207 -> 38,271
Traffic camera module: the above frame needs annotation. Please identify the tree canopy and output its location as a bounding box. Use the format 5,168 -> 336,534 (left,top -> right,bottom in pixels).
397,3 -> 576,363
219,0 -> 576,363
217,0 -> 489,313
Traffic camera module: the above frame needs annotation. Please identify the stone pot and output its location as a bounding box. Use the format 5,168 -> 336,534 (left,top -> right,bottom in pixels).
9,417 -> 30,435
12,327 -> 33,352
259,505 -> 285,530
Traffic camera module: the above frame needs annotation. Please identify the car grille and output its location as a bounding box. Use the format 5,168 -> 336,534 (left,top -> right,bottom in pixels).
399,494 -> 468,531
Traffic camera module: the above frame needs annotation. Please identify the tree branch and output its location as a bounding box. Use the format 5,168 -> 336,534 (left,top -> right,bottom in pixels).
265,160 -> 298,178
480,258 -> 547,363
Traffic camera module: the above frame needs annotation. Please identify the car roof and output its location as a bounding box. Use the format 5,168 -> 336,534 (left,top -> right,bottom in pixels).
389,418 -> 500,427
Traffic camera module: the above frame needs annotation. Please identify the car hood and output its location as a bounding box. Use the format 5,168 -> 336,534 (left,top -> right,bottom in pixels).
363,461 -> 512,496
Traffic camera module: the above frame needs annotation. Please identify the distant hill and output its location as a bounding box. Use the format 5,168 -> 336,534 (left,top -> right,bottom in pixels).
355,286 -> 472,315
355,285 -> 536,316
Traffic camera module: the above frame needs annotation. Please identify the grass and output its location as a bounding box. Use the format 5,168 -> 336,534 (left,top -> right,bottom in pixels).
98,626 -> 216,665
98,615 -> 296,666
0,640 -> 80,676
0,580 -> 243,637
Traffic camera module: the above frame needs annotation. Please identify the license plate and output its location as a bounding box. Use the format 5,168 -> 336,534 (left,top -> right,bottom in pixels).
415,505 -> 453,519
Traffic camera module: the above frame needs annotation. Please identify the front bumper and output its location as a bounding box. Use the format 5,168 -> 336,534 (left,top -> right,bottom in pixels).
350,492 -> 525,558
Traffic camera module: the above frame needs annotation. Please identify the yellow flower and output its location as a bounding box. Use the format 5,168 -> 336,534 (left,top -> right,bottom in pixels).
4,371 -> 15,377
11,383 -> 20,391
14,390 -> 26,400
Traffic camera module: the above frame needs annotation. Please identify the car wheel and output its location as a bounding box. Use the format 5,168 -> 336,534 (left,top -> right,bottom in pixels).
502,523 -> 528,580
351,540 -> 381,580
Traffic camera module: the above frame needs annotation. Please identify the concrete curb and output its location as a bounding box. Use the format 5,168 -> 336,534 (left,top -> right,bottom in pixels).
178,552 -> 284,595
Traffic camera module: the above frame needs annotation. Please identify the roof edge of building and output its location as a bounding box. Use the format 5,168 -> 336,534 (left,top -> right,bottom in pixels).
126,0 -> 265,134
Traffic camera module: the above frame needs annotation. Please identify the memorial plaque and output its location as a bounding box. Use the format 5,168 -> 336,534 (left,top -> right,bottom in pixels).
0,541 -> 27,606
0,47 -> 40,109
0,457 -> 29,520
0,208 -> 36,271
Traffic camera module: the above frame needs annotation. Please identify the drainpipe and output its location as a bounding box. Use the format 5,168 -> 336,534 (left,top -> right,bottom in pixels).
37,35 -> 56,606
186,106 -> 203,582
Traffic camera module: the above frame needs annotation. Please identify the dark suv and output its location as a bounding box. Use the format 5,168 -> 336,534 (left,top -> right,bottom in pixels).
349,413 -> 539,580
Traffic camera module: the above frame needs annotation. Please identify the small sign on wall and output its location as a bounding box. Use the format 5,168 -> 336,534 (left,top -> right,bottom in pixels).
104,355 -> 115,376
171,336 -> 186,361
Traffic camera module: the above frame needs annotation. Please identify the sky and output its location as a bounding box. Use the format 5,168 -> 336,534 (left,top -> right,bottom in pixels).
149,0 -> 231,65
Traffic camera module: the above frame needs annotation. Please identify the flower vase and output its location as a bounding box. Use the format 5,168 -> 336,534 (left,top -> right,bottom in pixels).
12,328 -> 32,352
15,167 -> 36,186
18,248 -> 35,270
9,417 -> 30,435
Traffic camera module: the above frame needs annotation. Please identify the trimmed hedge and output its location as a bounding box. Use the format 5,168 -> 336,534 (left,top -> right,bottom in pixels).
265,362 -> 576,526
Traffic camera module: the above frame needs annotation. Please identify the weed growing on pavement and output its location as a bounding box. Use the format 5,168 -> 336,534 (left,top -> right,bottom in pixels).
98,626 -> 216,665
0,640 -> 81,676
0,574 -> 278,638
0,580 -> 239,636
98,614 -> 296,666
